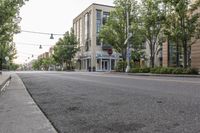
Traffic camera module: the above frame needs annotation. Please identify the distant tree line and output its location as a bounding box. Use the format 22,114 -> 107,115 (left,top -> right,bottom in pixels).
32,29 -> 79,71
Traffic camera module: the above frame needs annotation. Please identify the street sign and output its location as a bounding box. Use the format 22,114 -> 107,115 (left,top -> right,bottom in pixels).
5,56 -> 9,62
107,48 -> 113,56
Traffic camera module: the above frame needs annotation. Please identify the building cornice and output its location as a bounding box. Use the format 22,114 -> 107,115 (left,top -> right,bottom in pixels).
73,3 -> 114,23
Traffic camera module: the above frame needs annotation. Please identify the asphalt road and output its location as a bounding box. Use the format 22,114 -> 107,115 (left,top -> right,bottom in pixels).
17,72 -> 200,133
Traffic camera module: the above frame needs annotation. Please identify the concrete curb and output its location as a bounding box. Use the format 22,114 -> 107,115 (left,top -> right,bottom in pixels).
0,75 -> 11,92
0,73 -> 58,133
110,72 -> 200,78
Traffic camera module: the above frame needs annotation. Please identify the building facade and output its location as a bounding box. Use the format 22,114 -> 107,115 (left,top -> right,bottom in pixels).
191,0 -> 200,72
73,3 -> 121,71
38,52 -> 49,60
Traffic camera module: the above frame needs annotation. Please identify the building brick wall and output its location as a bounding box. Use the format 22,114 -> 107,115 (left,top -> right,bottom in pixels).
162,41 -> 168,67
191,39 -> 200,71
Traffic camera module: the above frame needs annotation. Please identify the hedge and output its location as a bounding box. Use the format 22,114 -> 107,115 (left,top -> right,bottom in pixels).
129,67 -> 199,75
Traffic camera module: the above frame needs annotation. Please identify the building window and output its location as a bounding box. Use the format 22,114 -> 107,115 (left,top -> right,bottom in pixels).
84,14 -> 88,40
96,10 -> 102,34
80,18 -> 83,46
84,12 -> 91,40
87,12 -> 91,39
103,12 -> 110,25
76,20 -> 80,42
169,41 -> 177,67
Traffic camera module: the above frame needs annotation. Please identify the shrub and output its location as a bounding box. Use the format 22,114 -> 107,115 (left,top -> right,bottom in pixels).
150,67 -> 162,74
150,67 -> 199,75
140,67 -> 150,73
182,68 -> 199,75
115,61 -> 127,72
129,68 -> 140,73
172,68 -> 183,74
120,63 -> 199,75
129,67 -> 150,73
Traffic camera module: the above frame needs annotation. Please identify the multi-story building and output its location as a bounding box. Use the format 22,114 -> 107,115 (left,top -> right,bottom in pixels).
49,46 -> 54,57
38,52 -> 49,60
73,3 -> 121,71
191,0 -> 200,72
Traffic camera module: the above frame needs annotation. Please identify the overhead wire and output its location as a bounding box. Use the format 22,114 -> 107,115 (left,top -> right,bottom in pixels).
21,30 -> 64,36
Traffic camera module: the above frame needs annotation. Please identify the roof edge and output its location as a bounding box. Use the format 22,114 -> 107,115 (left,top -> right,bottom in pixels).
73,3 -> 114,22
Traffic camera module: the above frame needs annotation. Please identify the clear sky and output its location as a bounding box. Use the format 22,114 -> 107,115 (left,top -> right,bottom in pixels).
14,0 -> 114,64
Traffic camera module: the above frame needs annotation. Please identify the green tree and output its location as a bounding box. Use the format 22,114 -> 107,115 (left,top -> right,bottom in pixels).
0,43 -> 17,68
32,58 -> 43,70
163,1 -> 182,67
163,0 -> 200,68
41,57 -> 55,71
0,0 -> 27,71
140,0 -> 166,68
100,0 -> 143,71
53,29 -> 79,70
32,60 -> 40,70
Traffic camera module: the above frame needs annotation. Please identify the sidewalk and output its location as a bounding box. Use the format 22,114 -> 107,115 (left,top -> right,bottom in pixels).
110,72 -> 200,78
0,73 -> 57,133
0,72 -> 11,92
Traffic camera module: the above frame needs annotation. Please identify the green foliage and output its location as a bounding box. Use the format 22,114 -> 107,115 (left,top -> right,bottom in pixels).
3,63 -> 19,70
140,0 -> 166,68
32,57 -> 55,71
150,67 -> 199,74
32,59 -> 43,70
163,0 -> 200,68
9,63 -> 19,70
53,28 -> 79,70
115,60 -> 127,72
99,0 -> 143,61
128,67 -> 198,74
129,67 -> 150,73
0,0 -> 27,70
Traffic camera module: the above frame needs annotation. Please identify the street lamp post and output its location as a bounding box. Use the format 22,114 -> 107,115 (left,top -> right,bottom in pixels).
125,6 -> 131,73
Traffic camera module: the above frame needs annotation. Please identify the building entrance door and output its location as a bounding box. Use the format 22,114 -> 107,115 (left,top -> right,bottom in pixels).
102,60 -> 108,71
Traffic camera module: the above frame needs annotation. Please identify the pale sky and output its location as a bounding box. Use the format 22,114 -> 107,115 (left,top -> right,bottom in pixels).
14,0 -> 114,64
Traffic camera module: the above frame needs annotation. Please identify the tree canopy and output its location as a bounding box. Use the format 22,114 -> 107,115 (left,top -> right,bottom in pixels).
101,0 -> 144,55
100,0 -> 200,68
53,29 -> 79,70
0,0 -> 27,70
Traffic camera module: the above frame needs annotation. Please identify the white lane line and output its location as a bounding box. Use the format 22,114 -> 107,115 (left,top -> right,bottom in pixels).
79,73 -> 200,84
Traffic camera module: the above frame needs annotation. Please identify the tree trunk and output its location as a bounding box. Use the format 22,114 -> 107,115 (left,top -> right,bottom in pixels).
69,62 -> 71,70
150,55 -> 155,68
150,42 -> 154,68
183,42 -> 187,68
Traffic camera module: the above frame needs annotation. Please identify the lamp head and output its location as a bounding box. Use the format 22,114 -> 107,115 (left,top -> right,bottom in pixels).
50,34 -> 54,39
